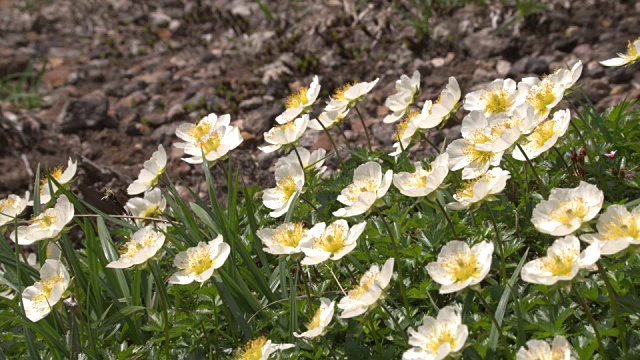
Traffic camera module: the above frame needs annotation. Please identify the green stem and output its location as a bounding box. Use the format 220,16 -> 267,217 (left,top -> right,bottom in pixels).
380,303 -> 408,342
336,122 -> 352,150
474,289 -> 513,359
316,118 -> 345,167
292,146 -> 306,170
298,260 -> 315,317
367,314 -> 384,359
419,132 -> 440,153
597,261 -> 627,354
354,105 -> 373,151
552,146 -> 575,178
377,211 -> 410,315
483,203 -> 507,286
515,143 -> 548,198
150,261 -> 171,360
572,285 -> 608,360
434,198 -> 457,238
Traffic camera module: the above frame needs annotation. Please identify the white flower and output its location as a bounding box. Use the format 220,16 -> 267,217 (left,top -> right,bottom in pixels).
260,115 -> 309,153
168,235 -> 230,284
383,71 -> 421,123
512,109 -> 571,161
325,78 -> 380,112
257,222 -> 324,256
446,111 -> 504,179
426,240 -> 494,294
262,163 -> 304,218
516,336 -> 575,360
521,235 -> 600,285
447,168 -> 511,210
600,38 -> 640,67
35,158 -> 77,205
308,107 -> 350,131
274,147 -> 327,174
580,204 -> 640,255
300,220 -> 366,265
233,337 -> 294,360
276,75 -> 321,124
12,195 -> 74,245
464,79 -> 524,116
294,297 -> 335,339
390,102 -> 431,156
0,191 -> 29,227
393,153 -> 449,198
175,113 -> 243,164
22,259 -> 70,322
519,61 -> 582,119
338,258 -> 394,318
421,77 -> 462,129
531,181 -> 604,236
127,144 -> 167,195
402,305 -> 468,360
106,225 -> 166,269
125,188 -> 167,225
333,161 -> 393,217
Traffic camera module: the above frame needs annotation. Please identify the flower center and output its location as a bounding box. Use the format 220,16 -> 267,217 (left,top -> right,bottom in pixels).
408,168 -> 432,188
234,336 -> 267,360
441,252 -> 481,283
185,247 -> 214,275
627,40 -> 638,58
481,88 -> 513,115
467,128 -> 492,144
526,118 -> 557,149
276,176 -> 298,202
456,172 -> 494,200
527,80 -> 557,116
119,234 -> 158,258
333,82 -> 356,101
343,179 -> 379,203
31,213 -> 58,229
286,87 -> 309,109
0,197 -> 17,212
40,166 -> 64,195
32,274 -> 64,303
396,111 -> 418,141
549,199 -> 589,224
189,121 -> 212,143
541,252 -> 576,277
424,325 -> 459,354
199,132 -> 222,154
314,223 -> 347,254
307,306 -> 324,330
348,270 -> 379,299
273,223 -> 307,248
461,144 -> 494,168
601,214 -> 640,241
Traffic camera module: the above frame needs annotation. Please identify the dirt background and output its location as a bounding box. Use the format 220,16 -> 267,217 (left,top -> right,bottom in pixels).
1,0 -> 639,209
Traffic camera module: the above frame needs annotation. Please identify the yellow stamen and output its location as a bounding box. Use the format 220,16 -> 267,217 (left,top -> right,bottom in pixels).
40,166 -> 64,195
276,176 -> 298,202
286,87 -> 309,109
343,179 -> 379,203
549,199 -> 589,224
456,172 -> 494,200
0,197 -> 17,212
307,306 -> 324,330
627,40 -> 638,57
526,118 -> 557,149
527,79 -> 557,116
31,274 -> 64,303
601,214 -> 640,241
481,88 -> 513,115
348,270 -> 379,299
272,223 -> 307,248
333,82 -> 356,101
234,336 -> 267,360
396,111 -> 419,141
199,132 -> 222,154
188,120 -> 212,143
461,145 -> 494,168
314,222 -> 347,254
441,252 -> 481,283
540,252 -> 576,277
424,326 -> 459,354
31,213 -> 58,229
184,246 -> 214,275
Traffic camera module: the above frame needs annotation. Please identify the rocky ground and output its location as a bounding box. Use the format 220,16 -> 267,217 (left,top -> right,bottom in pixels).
1,0 -> 639,209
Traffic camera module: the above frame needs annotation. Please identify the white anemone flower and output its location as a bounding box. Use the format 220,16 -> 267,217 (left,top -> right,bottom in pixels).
421,76 -> 462,129
447,168 -> 511,211
34,158 -> 77,205
262,163 -> 305,218
168,235 -> 230,284
233,337 -> 294,360
0,191 -> 29,227
276,75 -> 321,124
383,71 -> 421,123
294,297 -> 335,339
12,195 -> 74,245
260,115 -> 309,153
464,79 -> 524,116
175,113 -> 243,164
393,153 -> 449,198
446,111 -> 505,179
580,204 -> 640,255
308,107 -> 350,131
402,305 -> 468,360
519,61 -> 582,119
512,109 -> 571,161
470,112 -> 525,153
22,259 -> 70,322
106,225 -> 166,269
125,188 -> 167,225
521,235 -> 600,285
325,78 -> 380,112
390,102 -> 432,156
257,222 -> 324,256
333,161 -> 393,217
299,220 -> 366,265
426,240 -> 494,294
127,144 -> 167,195
338,258 -> 394,318
600,38 -> 640,67
274,147 -> 327,174
516,336 -> 575,360
531,181 -> 604,236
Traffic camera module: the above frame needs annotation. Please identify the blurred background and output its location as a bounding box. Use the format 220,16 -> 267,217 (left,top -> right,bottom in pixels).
0,0 -> 638,206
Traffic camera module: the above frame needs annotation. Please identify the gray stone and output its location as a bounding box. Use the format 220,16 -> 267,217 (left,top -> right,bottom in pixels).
462,29 -> 510,60
242,103 -> 281,135
57,92 -> 117,134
